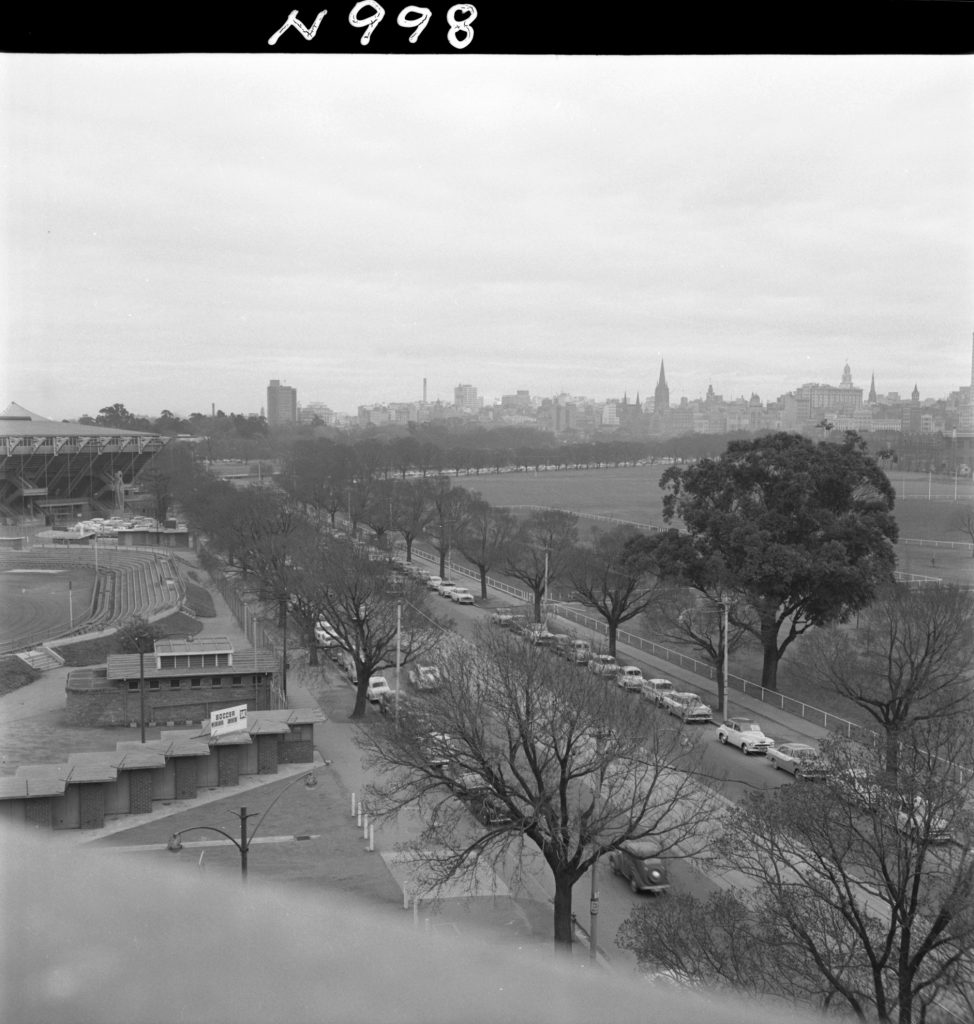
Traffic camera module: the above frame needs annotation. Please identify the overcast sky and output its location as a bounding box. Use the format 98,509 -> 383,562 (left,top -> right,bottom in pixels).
2,54 -> 972,421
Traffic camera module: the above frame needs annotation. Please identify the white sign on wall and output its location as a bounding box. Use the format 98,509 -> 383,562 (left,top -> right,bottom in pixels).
210,704 -> 248,737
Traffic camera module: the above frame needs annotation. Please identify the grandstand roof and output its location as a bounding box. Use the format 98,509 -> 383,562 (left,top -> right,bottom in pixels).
0,402 -> 159,439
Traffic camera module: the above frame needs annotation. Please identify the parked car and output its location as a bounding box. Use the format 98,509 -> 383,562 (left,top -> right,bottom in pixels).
896,796 -> 953,844
436,580 -> 460,597
660,691 -> 713,723
426,575 -> 444,590
526,625 -> 557,646
607,841 -> 670,894
366,675 -> 392,705
617,666 -> 646,691
641,677 -> 676,703
560,639 -> 592,664
425,731 -> 456,772
767,742 -> 828,778
489,611 -> 515,628
588,654 -> 621,677
835,766 -> 885,809
450,587 -> 475,605
407,664 -> 442,691
468,792 -> 513,827
313,619 -> 340,648
716,718 -> 774,755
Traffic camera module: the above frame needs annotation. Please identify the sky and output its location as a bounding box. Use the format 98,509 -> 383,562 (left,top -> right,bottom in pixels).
2,53 -> 972,421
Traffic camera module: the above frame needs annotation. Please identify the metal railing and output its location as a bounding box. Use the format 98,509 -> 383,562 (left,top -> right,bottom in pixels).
414,548 -> 868,741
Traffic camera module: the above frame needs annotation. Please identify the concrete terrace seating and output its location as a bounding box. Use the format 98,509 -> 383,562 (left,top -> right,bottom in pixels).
0,549 -> 186,650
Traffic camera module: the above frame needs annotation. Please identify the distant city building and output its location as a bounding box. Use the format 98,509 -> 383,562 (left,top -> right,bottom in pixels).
298,401 -> 335,425
266,379 -> 297,427
454,383 -> 482,413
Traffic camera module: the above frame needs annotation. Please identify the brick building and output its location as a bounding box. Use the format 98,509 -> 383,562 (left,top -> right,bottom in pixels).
66,636 -> 279,728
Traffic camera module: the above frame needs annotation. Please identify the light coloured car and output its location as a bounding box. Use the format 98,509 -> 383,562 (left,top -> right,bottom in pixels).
767,742 -> 828,778
607,841 -> 670,894
716,717 -> 773,755
896,796 -> 953,844
489,611 -> 515,628
660,691 -> 713,723
313,619 -> 340,648
450,587 -> 475,604
617,666 -> 646,691
407,664 -> 442,691
641,677 -> 676,703
366,675 -> 392,705
426,575 -> 443,590
588,654 -> 621,677
436,580 -> 460,597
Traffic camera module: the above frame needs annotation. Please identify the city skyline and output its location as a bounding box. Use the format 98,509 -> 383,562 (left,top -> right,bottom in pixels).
3,54 -> 972,421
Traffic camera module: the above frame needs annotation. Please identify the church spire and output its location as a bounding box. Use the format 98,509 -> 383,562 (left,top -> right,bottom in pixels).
868,372 -> 877,404
654,360 -> 669,413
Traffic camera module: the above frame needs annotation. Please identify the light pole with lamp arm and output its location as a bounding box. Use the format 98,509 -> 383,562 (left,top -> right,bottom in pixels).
166,769 -> 318,882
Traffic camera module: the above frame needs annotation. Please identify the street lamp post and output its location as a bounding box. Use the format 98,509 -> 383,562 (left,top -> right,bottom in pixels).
718,598 -> 730,721
167,769 -> 318,882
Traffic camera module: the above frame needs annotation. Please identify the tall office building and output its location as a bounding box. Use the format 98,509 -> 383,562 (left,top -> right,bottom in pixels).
266,379 -> 297,426
454,383 -> 481,413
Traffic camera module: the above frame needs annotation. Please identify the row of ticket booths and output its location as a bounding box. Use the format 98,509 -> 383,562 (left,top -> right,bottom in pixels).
0,708 -> 324,832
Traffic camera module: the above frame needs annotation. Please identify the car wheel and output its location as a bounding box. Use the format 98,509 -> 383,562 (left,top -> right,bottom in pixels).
794,769 -> 803,780
741,744 -> 749,755
718,733 -> 727,745
771,759 -> 779,770
630,877 -> 639,894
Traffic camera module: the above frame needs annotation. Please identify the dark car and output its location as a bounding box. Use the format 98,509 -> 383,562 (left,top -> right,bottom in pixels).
607,841 -> 670,894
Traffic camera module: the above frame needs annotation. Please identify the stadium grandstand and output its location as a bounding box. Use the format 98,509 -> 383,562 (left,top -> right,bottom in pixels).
0,402 -> 169,526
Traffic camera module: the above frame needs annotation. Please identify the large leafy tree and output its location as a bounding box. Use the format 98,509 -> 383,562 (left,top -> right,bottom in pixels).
798,582 -> 974,774
568,525 -> 664,657
658,431 -> 898,690
359,626 -> 717,950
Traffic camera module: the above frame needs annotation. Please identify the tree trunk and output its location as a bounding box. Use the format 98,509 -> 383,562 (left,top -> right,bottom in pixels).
606,622 -> 618,657
350,671 -> 369,719
552,871 -> 576,951
759,618 -> 780,691
479,568 -> 488,600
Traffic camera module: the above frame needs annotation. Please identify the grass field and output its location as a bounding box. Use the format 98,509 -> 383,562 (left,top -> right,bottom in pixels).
458,466 -> 973,586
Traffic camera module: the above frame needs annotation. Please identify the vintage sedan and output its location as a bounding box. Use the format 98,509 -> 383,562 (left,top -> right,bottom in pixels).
660,691 -> 713,723
616,666 -> 647,691
716,718 -> 774,755
450,587 -> 475,604
588,654 -> 621,678
607,841 -> 670,894
767,742 -> 828,778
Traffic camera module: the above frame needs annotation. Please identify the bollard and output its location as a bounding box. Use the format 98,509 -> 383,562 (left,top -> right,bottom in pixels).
413,895 -> 419,928
368,824 -> 374,851
403,888 -> 409,910
357,802 -> 362,827
363,813 -> 369,839
351,792 -> 356,817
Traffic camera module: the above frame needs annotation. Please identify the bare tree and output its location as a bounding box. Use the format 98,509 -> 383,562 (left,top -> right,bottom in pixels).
426,477 -> 473,578
502,509 -> 579,622
358,625 -> 718,951
618,726 -> 974,1023
454,496 -> 518,600
568,524 -> 664,657
949,503 -> 974,554
305,536 -> 446,718
797,583 -> 974,774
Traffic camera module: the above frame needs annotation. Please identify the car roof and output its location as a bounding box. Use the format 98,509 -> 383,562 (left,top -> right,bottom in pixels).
620,840 -> 662,858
